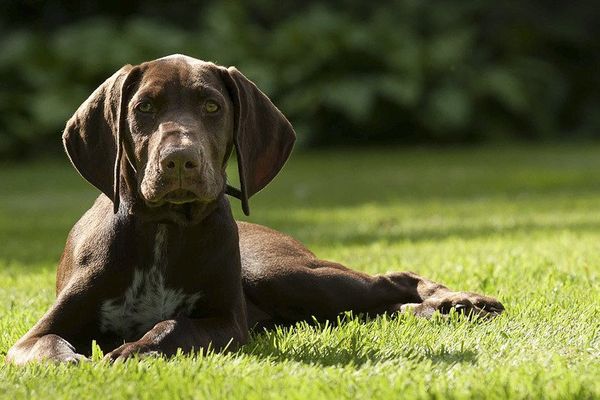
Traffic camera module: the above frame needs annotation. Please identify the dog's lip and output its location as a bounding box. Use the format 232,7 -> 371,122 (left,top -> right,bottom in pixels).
146,189 -> 200,207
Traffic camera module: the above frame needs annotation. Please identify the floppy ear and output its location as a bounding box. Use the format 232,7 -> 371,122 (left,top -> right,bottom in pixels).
63,65 -> 140,213
220,67 -> 296,216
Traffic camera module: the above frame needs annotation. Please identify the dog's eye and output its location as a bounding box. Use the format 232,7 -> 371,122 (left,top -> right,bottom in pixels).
204,101 -> 220,113
135,101 -> 155,113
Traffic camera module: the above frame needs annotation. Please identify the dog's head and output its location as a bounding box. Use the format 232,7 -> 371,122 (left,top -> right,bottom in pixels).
63,55 -> 295,224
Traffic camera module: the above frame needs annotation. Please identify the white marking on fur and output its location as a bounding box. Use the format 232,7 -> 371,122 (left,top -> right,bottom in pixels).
100,225 -> 202,340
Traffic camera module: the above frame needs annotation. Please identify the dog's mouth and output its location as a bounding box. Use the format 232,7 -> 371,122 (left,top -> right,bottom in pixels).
142,188 -> 216,224
163,189 -> 199,205
146,189 -> 199,207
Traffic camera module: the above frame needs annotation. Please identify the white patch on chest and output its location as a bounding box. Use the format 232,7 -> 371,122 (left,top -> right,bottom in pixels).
100,225 -> 202,340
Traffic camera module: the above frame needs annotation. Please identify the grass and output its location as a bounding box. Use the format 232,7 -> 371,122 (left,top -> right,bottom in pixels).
1,144 -> 599,399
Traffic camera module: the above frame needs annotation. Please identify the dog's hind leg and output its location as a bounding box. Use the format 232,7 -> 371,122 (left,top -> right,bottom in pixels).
239,222 -> 504,324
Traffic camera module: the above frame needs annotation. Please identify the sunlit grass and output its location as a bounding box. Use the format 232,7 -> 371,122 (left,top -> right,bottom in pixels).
1,145 -> 599,399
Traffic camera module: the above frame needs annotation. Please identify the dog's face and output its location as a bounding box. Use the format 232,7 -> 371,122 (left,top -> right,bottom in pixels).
128,57 -> 234,223
63,55 -> 295,224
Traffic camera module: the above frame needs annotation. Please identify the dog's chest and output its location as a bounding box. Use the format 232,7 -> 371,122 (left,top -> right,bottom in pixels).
99,225 -> 202,340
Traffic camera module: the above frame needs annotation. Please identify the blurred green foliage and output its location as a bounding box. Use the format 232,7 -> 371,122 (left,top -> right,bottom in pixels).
0,1 -> 598,157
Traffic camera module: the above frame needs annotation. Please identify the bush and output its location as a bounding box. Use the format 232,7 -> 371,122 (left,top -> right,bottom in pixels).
0,1 -> 598,157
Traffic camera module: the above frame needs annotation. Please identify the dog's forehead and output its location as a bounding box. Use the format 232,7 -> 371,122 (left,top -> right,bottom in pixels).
139,55 -> 223,92
156,54 -> 204,64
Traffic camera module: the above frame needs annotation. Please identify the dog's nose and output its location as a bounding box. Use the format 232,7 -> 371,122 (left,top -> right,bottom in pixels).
159,148 -> 199,176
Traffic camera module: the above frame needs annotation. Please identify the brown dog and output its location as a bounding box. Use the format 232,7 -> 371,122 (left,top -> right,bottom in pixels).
6,55 -> 503,364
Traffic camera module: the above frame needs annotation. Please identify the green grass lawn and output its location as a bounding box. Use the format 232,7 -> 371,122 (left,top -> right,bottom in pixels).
1,145 -> 599,399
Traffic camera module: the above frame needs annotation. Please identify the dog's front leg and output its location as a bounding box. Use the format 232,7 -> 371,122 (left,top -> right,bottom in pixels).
6,276 -> 102,365
104,316 -> 248,362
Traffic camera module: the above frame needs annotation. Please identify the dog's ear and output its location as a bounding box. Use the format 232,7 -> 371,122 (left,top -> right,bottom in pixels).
220,66 -> 296,215
63,65 -> 141,213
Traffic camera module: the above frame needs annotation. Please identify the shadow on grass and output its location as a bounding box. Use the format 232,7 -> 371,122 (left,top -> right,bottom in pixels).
266,218 -> 600,247
244,336 -> 479,367
243,317 -> 479,368
424,348 -> 478,365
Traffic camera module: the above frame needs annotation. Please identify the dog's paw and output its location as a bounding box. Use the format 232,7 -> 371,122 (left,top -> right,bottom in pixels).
401,292 -> 504,319
104,341 -> 160,362
6,334 -> 90,365
52,352 -> 90,364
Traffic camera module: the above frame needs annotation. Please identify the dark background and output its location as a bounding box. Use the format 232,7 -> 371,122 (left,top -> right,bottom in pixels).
1,0 -> 599,158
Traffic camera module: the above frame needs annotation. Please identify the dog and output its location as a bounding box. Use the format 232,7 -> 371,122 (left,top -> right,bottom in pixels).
6,55 -> 504,364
